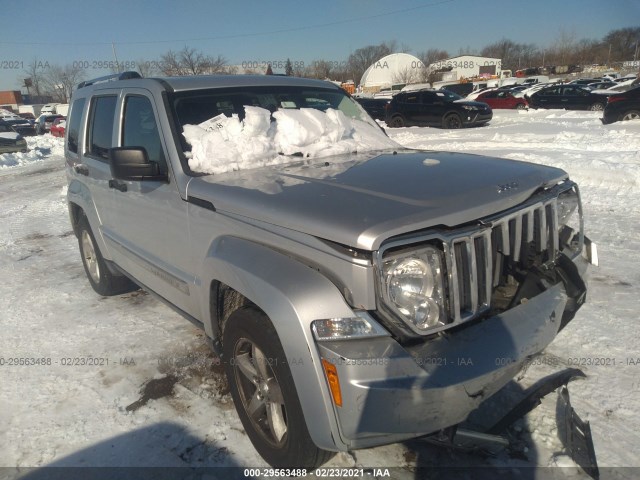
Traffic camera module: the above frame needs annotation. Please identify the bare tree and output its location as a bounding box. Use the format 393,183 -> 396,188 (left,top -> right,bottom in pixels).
346,41 -> 397,86
42,64 -> 85,103
392,66 -> 423,85
159,47 -> 229,76
481,39 -> 540,70
603,27 -> 640,62
23,58 -> 50,100
134,58 -> 159,77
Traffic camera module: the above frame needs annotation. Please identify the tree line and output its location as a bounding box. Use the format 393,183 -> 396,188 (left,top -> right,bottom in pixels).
21,26 -> 639,102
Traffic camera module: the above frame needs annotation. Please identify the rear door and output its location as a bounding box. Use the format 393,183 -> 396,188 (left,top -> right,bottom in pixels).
398,93 -> 422,125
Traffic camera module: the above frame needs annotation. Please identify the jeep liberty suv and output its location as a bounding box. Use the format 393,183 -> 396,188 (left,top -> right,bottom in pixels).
65,72 -> 596,468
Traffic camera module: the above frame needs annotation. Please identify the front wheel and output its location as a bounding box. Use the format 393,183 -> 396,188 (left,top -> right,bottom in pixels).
443,113 -> 462,129
590,103 -> 604,112
516,103 -> 527,110
621,110 -> 640,121
77,215 -> 137,296
389,115 -> 405,128
223,307 -> 333,468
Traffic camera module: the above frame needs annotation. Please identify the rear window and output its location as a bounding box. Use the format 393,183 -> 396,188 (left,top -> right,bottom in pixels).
86,96 -> 116,160
67,98 -> 86,154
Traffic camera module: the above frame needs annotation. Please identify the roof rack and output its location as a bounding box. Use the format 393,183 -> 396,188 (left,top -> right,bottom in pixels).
77,71 -> 142,89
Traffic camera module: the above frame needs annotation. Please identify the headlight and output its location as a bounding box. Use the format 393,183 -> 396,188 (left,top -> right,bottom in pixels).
557,187 -> 583,257
382,246 -> 446,333
462,105 -> 479,111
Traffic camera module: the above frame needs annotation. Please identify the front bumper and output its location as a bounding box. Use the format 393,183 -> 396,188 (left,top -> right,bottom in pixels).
316,253 -> 590,450
464,111 -> 492,125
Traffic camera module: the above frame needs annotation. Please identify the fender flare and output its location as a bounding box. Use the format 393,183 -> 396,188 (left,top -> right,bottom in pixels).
67,177 -> 112,260
199,235 -> 355,451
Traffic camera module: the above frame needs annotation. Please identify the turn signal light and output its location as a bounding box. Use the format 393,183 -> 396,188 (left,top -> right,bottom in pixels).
321,359 -> 343,407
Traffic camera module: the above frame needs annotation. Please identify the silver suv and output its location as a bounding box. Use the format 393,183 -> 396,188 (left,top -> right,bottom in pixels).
65,72 -> 596,468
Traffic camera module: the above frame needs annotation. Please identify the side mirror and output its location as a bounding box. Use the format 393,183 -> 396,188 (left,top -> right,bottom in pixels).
109,147 -> 166,181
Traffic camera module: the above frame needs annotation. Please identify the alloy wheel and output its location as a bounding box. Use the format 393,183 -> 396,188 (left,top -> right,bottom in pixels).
81,230 -> 101,283
233,338 -> 287,447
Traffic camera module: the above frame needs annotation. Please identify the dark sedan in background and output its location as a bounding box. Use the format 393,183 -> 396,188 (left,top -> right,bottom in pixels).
602,86 -> 640,124
385,89 -> 492,128
354,97 -> 389,121
525,84 -> 610,111
0,121 -> 28,154
3,117 -> 37,136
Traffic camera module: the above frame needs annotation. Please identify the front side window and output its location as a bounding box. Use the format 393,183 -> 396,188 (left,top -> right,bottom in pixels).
86,96 -> 116,160
121,95 -> 166,173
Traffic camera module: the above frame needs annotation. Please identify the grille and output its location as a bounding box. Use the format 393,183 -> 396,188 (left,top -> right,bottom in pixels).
443,197 -> 559,323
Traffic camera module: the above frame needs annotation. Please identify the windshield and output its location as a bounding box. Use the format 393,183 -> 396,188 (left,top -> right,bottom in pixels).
171,85 -> 397,175
439,90 -> 463,101
170,85 -> 376,151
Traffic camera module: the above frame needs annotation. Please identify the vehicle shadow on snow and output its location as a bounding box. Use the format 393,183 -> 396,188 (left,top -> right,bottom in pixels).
14,422 -> 246,480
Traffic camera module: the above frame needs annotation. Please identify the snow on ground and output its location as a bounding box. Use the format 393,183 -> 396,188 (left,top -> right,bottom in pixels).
1,112 -> 639,478
0,134 -> 64,169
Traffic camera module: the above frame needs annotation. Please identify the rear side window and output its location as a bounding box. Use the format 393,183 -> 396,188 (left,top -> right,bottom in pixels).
86,96 -> 117,160
67,98 -> 86,154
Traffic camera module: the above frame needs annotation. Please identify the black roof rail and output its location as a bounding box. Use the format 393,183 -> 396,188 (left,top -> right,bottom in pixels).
77,71 -> 142,89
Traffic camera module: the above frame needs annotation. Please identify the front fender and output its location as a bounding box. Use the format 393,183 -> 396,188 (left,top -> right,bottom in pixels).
199,236 -> 356,451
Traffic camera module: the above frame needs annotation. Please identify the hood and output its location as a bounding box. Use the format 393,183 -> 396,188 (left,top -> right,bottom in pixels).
187,150 -> 567,251
0,132 -> 20,141
453,100 -> 490,108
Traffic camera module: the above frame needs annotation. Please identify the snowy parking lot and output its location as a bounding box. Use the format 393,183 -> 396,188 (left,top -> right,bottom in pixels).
1,110 -> 639,478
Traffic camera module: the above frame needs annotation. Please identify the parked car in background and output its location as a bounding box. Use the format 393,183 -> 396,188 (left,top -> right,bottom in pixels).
474,89 -> 528,110
602,86 -> 640,124
50,117 -> 67,137
386,89 -> 492,128
0,120 -> 28,154
17,112 -> 36,124
585,81 -> 617,91
2,117 -> 37,136
354,97 -> 389,121
36,114 -> 64,134
569,78 -> 600,86
525,84 -> 609,111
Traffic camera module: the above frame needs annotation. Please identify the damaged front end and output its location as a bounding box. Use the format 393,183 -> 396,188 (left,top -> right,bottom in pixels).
423,368 -> 599,479
313,180 -> 597,459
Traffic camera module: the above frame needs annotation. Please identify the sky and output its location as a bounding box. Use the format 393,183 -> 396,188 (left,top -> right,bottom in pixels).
0,0 -> 637,91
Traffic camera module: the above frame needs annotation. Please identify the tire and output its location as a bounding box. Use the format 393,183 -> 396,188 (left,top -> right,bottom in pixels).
389,115 -> 405,128
590,103 -> 604,112
77,215 -> 138,296
621,110 -> 640,121
223,307 -> 333,468
443,113 -> 462,129
516,103 -> 527,110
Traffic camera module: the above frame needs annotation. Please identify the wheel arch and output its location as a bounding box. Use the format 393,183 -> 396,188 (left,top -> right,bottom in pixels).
200,235 -> 355,451
67,178 -> 111,259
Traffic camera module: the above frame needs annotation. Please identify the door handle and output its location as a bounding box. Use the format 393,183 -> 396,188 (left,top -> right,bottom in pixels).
73,164 -> 89,176
108,179 -> 128,192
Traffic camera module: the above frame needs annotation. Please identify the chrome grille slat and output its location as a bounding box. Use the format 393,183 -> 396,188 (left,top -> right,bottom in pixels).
513,215 -> 523,262
446,196 -> 560,325
467,238 -> 478,313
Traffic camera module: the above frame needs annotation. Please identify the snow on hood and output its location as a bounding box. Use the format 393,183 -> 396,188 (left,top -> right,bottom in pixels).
0,132 -> 20,140
183,106 -> 398,175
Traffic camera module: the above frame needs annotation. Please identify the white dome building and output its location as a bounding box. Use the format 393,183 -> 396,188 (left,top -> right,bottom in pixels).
360,53 -> 424,93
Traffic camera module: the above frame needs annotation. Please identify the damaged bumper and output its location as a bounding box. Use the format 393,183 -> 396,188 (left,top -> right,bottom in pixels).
316,252 -> 592,450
